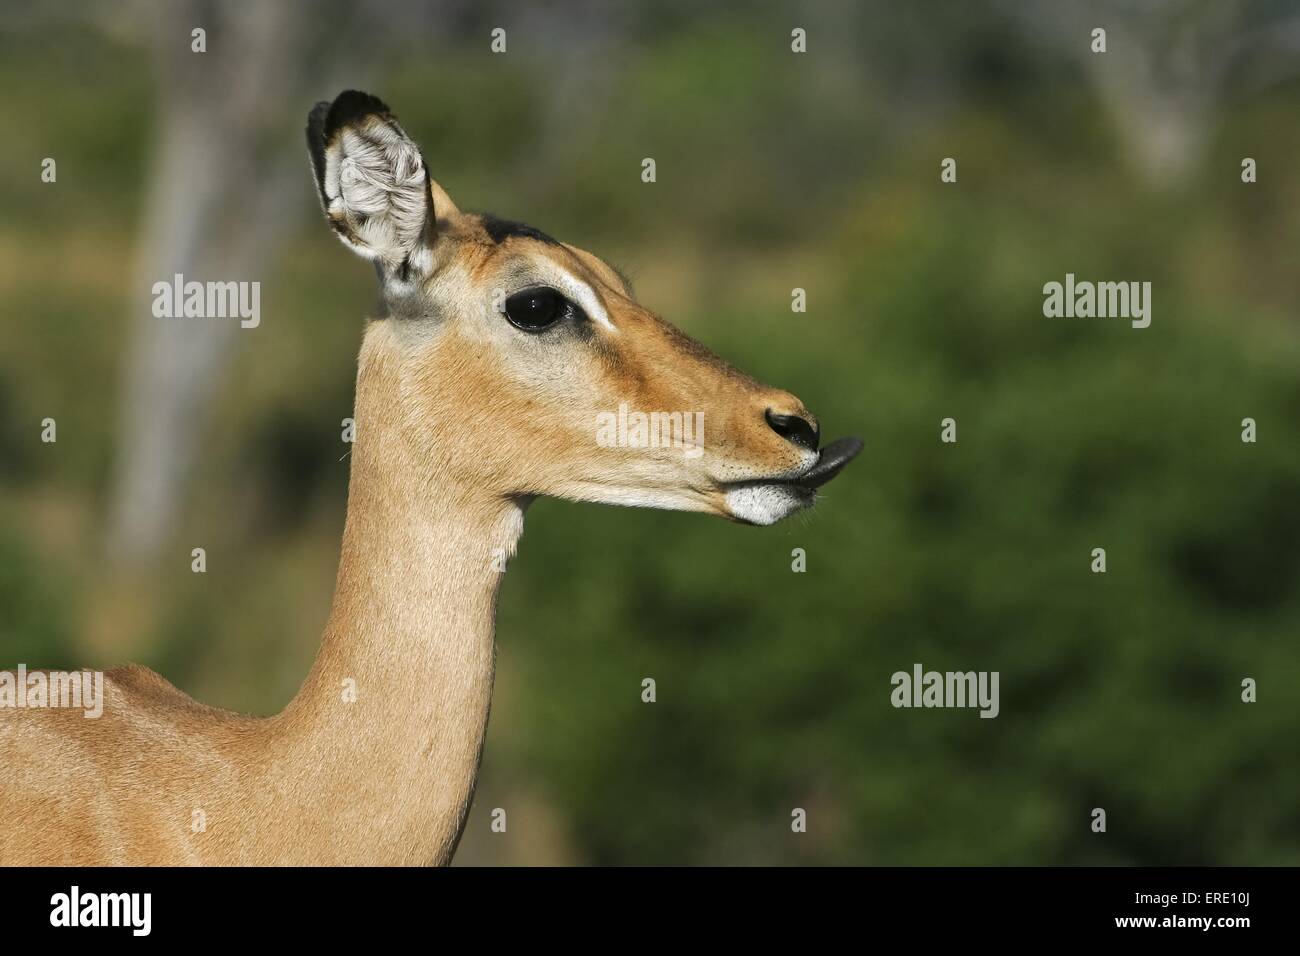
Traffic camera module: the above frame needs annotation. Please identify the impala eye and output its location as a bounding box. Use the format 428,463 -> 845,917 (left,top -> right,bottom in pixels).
504,287 -> 567,332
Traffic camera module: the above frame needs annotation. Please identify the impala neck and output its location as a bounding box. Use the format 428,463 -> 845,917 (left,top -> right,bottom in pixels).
274,325 -> 524,865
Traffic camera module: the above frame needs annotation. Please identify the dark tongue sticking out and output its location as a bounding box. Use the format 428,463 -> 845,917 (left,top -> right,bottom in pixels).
795,437 -> 864,489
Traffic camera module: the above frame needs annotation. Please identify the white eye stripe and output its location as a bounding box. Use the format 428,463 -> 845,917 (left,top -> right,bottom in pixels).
526,262 -> 616,332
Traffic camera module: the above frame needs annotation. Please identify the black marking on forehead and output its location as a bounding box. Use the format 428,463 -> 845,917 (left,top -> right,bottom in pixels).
479,213 -> 559,246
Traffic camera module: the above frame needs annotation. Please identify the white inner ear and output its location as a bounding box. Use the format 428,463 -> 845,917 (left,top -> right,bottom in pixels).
322,120 -> 430,266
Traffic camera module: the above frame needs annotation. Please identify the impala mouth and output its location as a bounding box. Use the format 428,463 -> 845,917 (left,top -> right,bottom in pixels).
721,436 -> 864,526
791,436 -> 864,489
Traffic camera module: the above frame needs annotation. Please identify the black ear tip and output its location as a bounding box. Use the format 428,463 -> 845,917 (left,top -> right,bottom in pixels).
306,100 -> 330,144
324,90 -> 394,139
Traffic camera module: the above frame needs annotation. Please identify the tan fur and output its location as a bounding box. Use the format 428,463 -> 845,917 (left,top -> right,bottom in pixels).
0,98 -> 826,865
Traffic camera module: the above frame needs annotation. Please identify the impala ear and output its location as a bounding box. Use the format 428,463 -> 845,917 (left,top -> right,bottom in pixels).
306,91 -> 455,279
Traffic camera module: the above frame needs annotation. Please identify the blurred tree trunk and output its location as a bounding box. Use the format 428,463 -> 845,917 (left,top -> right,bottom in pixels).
1009,0 -> 1300,191
107,0 -> 372,562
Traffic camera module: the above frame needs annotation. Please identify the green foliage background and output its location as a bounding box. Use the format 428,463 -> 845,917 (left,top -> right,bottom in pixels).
1,3 -> 1297,864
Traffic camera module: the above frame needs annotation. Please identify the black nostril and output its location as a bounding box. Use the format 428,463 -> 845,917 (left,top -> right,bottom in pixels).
765,408 -> 820,451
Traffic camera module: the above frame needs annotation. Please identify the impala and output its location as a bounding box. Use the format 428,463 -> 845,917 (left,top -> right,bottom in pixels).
0,91 -> 862,865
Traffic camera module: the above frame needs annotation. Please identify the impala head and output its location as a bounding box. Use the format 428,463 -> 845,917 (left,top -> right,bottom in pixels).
307,91 -> 861,525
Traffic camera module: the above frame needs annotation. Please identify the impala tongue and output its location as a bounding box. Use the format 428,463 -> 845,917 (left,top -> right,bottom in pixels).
795,437 -> 864,489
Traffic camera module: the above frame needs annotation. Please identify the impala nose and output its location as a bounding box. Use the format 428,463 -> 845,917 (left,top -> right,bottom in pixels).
765,408 -> 820,451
